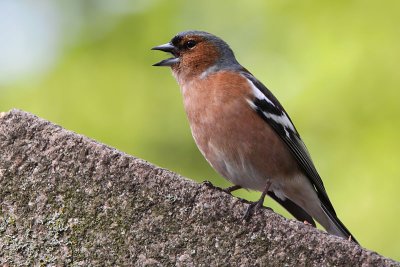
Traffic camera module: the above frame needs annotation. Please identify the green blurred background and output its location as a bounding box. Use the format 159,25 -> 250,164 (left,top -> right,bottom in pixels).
1,0 -> 399,260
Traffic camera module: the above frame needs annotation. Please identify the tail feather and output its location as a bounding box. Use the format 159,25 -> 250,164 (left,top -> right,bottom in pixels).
321,203 -> 358,244
268,191 -> 316,227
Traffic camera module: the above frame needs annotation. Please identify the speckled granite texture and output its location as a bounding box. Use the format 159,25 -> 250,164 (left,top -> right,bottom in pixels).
0,109 -> 398,266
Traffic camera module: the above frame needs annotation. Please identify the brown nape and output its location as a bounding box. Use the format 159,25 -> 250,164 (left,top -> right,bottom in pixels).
172,36 -> 220,82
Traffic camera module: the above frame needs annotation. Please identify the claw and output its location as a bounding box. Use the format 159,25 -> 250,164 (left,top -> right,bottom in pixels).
242,180 -> 271,221
223,185 -> 242,194
202,180 -> 216,189
243,201 -> 263,221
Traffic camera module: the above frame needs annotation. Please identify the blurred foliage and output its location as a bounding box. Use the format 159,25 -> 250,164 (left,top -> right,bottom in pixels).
1,0 -> 399,260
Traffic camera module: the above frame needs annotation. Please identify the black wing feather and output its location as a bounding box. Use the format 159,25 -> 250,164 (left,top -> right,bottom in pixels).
241,71 -> 336,215
240,70 -> 358,244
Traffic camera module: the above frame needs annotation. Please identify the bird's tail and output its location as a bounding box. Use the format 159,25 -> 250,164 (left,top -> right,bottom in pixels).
320,203 -> 359,244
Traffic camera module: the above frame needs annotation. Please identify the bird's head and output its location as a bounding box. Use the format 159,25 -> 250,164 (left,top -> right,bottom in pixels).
152,31 -> 239,81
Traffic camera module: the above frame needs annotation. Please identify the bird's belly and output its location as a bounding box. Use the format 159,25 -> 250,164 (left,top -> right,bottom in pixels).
201,137 -> 289,192
189,113 -> 300,193
183,75 -> 300,193
205,143 -> 261,188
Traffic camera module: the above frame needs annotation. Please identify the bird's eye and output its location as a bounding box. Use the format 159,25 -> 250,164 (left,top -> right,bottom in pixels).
185,40 -> 197,49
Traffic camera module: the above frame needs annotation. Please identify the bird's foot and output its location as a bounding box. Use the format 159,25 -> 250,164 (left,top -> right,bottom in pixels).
242,200 -> 264,221
242,180 -> 271,221
202,180 -> 217,189
223,185 -> 242,195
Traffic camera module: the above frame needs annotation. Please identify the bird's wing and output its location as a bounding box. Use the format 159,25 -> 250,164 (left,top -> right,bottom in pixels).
240,70 -> 336,215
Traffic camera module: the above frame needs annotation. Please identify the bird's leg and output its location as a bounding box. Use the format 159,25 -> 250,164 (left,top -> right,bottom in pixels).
223,185 -> 242,194
243,180 -> 272,221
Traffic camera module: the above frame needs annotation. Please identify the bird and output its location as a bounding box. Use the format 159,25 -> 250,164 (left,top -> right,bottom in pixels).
152,30 -> 358,244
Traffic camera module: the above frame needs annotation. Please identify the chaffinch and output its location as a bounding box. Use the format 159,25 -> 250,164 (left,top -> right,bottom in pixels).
152,30 -> 358,244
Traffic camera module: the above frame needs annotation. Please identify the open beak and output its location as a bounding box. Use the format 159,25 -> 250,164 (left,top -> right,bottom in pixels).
151,43 -> 180,66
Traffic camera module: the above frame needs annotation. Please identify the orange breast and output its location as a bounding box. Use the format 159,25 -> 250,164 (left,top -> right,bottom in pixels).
181,71 -> 300,190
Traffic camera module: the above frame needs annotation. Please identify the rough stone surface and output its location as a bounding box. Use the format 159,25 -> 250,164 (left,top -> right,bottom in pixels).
0,109 -> 398,266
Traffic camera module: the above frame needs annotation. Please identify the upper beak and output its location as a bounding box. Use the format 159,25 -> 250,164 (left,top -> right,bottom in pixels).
152,42 -> 180,67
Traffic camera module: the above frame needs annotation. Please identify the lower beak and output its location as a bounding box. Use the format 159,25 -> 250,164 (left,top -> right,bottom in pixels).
152,43 -> 180,66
